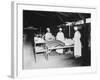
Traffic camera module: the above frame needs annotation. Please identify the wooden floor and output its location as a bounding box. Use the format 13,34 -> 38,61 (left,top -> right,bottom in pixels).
23,42 -> 83,69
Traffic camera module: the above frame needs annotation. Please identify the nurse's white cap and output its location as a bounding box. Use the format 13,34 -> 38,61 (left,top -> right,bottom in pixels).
46,27 -> 50,31
74,26 -> 78,31
59,28 -> 62,31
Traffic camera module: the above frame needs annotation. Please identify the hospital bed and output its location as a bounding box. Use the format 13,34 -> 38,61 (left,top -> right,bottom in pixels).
34,37 -> 74,62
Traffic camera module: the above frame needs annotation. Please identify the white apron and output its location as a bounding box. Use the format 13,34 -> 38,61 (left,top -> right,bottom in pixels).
56,32 -> 65,42
45,32 -> 53,41
73,31 -> 82,57
56,32 -> 65,54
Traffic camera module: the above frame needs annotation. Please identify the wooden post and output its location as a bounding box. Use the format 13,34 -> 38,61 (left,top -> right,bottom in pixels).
69,25 -> 71,38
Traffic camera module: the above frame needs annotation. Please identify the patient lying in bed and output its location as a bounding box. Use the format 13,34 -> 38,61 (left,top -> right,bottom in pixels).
45,40 -> 65,49
45,39 -> 74,49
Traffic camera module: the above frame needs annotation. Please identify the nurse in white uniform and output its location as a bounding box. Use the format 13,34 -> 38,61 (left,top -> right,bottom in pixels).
45,28 -> 54,41
56,28 -> 65,42
56,28 -> 65,54
73,26 -> 82,58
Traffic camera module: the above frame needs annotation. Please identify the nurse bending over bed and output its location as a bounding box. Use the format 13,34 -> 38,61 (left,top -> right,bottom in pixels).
56,28 -> 65,42
45,27 -> 55,41
56,28 -> 65,54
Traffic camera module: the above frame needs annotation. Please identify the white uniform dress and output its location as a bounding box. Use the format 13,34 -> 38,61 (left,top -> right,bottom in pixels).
73,31 -> 82,57
45,32 -> 53,41
56,32 -> 65,41
56,32 -> 65,54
